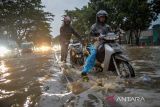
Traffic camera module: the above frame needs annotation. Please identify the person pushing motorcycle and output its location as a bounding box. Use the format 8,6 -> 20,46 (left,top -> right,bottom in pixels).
81,10 -> 112,81
60,15 -> 81,62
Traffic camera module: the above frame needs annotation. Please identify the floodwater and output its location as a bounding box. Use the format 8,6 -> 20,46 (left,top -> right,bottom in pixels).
0,47 -> 160,107
0,54 -> 54,107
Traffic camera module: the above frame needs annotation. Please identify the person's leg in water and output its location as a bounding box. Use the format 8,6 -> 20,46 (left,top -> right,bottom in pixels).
81,44 -> 97,81
60,42 -> 64,62
63,42 -> 69,62
60,41 -> 69,62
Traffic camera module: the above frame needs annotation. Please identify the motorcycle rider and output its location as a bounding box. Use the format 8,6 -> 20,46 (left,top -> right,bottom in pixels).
60,15 -> 81,62
81,10 -> 112,81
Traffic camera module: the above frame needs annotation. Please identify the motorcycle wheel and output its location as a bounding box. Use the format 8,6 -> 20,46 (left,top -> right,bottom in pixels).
118,61 -> 135,78
70,50 -> 76,64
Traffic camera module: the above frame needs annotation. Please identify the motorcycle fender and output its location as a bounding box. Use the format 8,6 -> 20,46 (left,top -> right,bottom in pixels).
103,44 -> 114,72
115,54 -> 129,62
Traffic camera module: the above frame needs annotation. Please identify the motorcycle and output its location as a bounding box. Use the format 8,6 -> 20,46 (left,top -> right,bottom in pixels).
94,33 -> 135,78
69,40 -> 84,66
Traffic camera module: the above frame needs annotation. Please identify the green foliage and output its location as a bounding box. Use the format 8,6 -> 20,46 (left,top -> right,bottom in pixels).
0,0 -> 54,45
65,0 -> 159,45
151,0 -> 160,17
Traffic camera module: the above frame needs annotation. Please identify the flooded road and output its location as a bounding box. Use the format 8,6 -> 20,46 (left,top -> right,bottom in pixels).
0,47 -> 160,107
0,54 -> 54,107
117,46 -> 160,107
127,46 -> 160,85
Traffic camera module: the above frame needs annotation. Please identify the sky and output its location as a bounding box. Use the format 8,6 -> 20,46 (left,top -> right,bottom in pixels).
151,15 -> 160,27
42,0 -> 89,37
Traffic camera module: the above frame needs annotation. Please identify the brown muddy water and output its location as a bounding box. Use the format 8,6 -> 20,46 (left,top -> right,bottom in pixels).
0,47 -> 160,107
0,54 -> 54,107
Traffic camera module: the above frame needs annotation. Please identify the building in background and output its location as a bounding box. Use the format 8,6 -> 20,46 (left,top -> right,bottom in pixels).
140,24 -> 160,46
140,29 -> 153,46
152,24 -> 160,45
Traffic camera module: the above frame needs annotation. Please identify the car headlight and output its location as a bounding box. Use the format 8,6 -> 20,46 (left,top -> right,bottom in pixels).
0,47 -> 10,57
34,46 -> 51,52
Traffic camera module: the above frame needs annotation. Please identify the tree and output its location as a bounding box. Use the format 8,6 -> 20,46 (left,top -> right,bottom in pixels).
151,0 -> 160,17
0,0 -> 54,45
65,0 -> 158,45
114,0 -> 154,45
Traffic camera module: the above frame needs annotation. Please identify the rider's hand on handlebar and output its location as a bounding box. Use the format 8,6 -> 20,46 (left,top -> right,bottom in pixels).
92,37 -> 99,42
95,37 -> 100,41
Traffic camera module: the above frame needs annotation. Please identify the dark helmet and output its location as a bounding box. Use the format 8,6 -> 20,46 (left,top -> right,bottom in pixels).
96,10 -> 108,23
96,10 -> 108,18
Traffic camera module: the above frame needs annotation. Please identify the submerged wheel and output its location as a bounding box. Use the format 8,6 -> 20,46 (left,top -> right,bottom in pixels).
70,50 -> 76,64
118,61 -> 135,78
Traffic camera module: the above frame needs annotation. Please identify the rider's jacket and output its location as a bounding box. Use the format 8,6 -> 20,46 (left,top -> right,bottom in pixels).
90,23 -> 111,37
60,23 -> 81,43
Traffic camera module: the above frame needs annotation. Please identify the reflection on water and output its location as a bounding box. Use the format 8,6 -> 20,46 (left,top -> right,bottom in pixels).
0,89 -> 15,99
24,96 -> 33,107
0,61 -> 9,74
0,61 -> 11,84
0,54 -> 53,107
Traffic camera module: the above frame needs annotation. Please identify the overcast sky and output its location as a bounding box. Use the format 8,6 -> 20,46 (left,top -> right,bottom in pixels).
42,0 -> 89,37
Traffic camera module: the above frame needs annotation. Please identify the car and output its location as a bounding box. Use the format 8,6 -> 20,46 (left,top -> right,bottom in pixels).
0,39 -> 20,58
20,42 -> 34,54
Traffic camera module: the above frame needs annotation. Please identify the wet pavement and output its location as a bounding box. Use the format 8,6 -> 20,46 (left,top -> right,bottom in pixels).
115,46 -> 160,107
0,54 -> 54,107
0,46 -> 160,107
